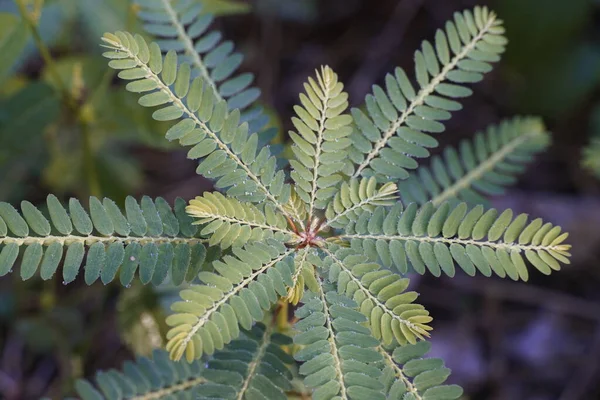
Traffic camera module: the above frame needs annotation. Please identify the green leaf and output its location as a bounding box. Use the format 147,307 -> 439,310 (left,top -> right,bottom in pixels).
351,7 -> 505,182
0,196 -> 210,287
342,202 -> 571,280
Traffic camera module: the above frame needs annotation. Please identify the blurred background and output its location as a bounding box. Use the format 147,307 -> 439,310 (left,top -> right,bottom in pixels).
0,0 -> 599,399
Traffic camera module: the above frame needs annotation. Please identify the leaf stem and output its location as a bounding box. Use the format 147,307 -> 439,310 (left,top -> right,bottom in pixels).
378,346 -> 422,399
0,234 -> 207,247
430,129 -> 542,206
103,37 -> 292,219
159,0 -> 221,100
316,277 -> 348,400
308,68 -> 332,219
339,233 -> 570,253
15,0 -> 73,109
17,0 -> 101,196
236,324 -> 272,400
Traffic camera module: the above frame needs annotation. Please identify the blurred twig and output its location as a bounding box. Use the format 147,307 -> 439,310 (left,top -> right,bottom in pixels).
348,0 -> 424,100
16,0 -> 101,197
15,0 -> 72,108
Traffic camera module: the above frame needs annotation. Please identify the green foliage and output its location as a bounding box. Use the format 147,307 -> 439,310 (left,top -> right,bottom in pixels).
341,201 -> 570,281
325,248 -> 432,346
187,192 -> 293,248
294,287 -> 385,400
350,7 -> 506,182
289,66 -> 354,212
0,0 -> 177,204
0,82 -> 60,166
165,240 -> 293,361
399,116 -> 550,206
102,31 -> 291,211
379,341 -> 463,399
1,3 -> 576,399
75,349 -> 208,399
325,177 -> 398,229
205,323 -> 295,400
76,323 -> 294,400
135,0 -> 264,130
0,195 -> 211,286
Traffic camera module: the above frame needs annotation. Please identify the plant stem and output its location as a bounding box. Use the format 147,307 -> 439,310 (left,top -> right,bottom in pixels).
16,0 -> 101,196
15,0 -> 73,110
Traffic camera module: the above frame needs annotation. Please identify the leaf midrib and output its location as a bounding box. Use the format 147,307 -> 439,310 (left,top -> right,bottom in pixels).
353,15 -> 497,178
110,38 -> 292,220
159,0 -> 222,101
431,129 -> 543,206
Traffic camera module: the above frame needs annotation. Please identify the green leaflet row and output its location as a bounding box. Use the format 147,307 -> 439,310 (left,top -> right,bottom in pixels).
76,323 -> 294,400
342,202 -> 571,281
101,31 -> 291,211
204,323 -> 295,400
324,248 -> 433,347
399,116 -> 550,206
379,341 -> 463,400
288,66 -> 354,211
135,0 -> 266,132
324,177 -> 398,229
165,240 -> 295,361
351,6 -> 506,182
294,287 -> 386,400
0,195 -> 213,286
186,191 -> 294,249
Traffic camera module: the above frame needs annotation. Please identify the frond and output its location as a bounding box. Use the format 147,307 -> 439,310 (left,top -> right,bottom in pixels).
165,240 -> 294,361
187,192 -> 296,249
379,342 -> 463,400
0,195 -> 212,286
285,248 -> 319,305
324,177 -> 398,230
77,326 -> 294,400
74,349 -> 228,399
583,137 -> 600,179
323,247 -> 433,346
283,186 -> 309,230
294,283 -> 385,400
289,66 -> 354,214
206,323 -> 294,400
350,6 -> 506,181
101,32 -> 292,215
135,0 -> 266,132
399,116 -> 550,206
341,202 -> 571,281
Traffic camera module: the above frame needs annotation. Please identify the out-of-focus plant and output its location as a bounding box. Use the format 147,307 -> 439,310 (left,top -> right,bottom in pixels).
582,105 -> 600,179
497,0 -> 600,118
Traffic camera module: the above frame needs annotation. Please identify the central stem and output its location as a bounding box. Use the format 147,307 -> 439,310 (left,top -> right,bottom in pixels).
297,219 -> 323,249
